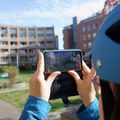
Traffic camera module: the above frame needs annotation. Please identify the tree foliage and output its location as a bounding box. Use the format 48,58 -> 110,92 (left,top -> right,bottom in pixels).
0,66 -> 19,84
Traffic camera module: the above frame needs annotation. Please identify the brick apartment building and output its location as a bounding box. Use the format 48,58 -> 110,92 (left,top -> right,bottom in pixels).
63,0 -> 119,53
77,13 -> 105,52
0,25 -> 58,67
63,14 -> 105,52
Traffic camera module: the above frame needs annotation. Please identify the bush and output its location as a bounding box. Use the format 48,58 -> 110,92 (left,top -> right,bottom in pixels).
19,64 -> 36,71
0,66 -> 19,84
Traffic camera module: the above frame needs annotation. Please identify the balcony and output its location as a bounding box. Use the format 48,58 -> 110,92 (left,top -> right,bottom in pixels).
0,57 -> 9,64
20,42 -> 27,46
0,61 -> 9,65
10,51 -> 17,55
1,52 -> 9,55
0,41 -> 8,46
0,49 -> 9,54
29,57 -> 37,63
29,43 -> 36,47
29,49 -> 37,55
10,42 -> 17,46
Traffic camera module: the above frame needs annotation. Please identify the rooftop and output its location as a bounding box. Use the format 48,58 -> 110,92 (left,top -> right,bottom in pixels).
81,12 -> 101,23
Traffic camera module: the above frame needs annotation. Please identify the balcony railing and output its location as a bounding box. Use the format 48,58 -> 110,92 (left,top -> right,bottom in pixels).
0,52 -> 9,54
0,61 -> 9,64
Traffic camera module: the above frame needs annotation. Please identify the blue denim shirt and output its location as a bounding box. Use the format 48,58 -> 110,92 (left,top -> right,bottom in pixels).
19,96 -> 99,120
77,98 -> 100,120
19,96 -> 51,120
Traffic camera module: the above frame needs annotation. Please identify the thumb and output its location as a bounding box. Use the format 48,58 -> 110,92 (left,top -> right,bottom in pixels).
68,70 -> 82,84
47,71 -> 61,85
36,52 -> 44,75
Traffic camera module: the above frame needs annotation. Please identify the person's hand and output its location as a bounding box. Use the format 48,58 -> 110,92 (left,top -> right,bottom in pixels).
68,61 -> 96,108
29,52 -> 61,102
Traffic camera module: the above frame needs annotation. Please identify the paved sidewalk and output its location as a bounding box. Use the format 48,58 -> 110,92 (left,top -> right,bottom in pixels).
46,104 -> 80,120
0,98 -> 80,120
0,99 -> 21,120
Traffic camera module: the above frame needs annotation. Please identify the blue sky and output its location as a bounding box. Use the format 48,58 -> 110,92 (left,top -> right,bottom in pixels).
0,0 -> 105,49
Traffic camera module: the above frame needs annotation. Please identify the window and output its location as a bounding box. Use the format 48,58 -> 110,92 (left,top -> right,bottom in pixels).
93,33 -> 96,38
1,57 -> 9,62
46,41 -> 53,47
83,43 -> 87,49
0,41 -> 8,45
0,27 -> 8,37
10,28 -> 17,38
10,42 -> 17,46
88,33 -> 91,40
20,56 -> 27,62
82,35 -> 86,41
39,42 -> 45,47
20,42 -> 27,46
29,49 -> 36,53
46,29 -> 53,34
82,26 -> 86,32
92,23 -> 97,30
88,42 -> 92,49
19,49 -> 27,54
28,29 -> 35,39
29,42 -> 36,46
87,25 -> 91,31
37,29 -> 44,34
46,34 -> 53,41
29,56 -> 37,62
0,49 -> 9,54
19,29 -> 26,39
38,42 -> 40,46
38,35 -> 45,40
11,49 -> 17,54
11,57 -> 16,62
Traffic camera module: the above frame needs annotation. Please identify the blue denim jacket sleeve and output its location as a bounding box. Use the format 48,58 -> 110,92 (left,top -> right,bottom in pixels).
77,98 -> 100,120
19,96 -> 51,120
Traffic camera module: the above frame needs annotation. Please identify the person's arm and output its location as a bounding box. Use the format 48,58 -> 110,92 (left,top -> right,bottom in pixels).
68,62 -> 100,120
68,62 -> 96,108
19,96 -> 51,120
77,97 -> 100,120
19,53 -> 61,120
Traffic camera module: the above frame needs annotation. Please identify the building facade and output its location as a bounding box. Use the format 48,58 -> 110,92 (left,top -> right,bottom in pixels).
0,25 -> 58,66
77,13 -> 105,52
63,0 -> 119,53
63,13 -> 104,52
63,25 -> 73,49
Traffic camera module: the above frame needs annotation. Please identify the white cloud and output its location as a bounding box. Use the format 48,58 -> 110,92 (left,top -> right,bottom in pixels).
0,0 -> 106,49
0,0 -> 105,22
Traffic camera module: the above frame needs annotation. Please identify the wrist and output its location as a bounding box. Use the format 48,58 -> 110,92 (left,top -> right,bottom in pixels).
83,97 -> 96,108
30,93 -> 49,102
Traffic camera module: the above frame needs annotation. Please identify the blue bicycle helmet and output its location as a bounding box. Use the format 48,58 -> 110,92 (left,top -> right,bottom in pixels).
92,4 -> 120,84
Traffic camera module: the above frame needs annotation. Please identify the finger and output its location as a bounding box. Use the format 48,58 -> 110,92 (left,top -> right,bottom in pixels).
47,71 -> 61,85
86,67 -> 96,82
68,70 -> 82,84
82,71 -> 88,77
36,52 -> 44,75
82,60 -> 91,74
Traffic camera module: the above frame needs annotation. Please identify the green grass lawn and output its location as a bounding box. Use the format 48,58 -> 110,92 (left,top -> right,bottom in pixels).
0,70 -> 35,86
0,89 -> 82,112
16,70 -> 35,83
0,70 -> 82,112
